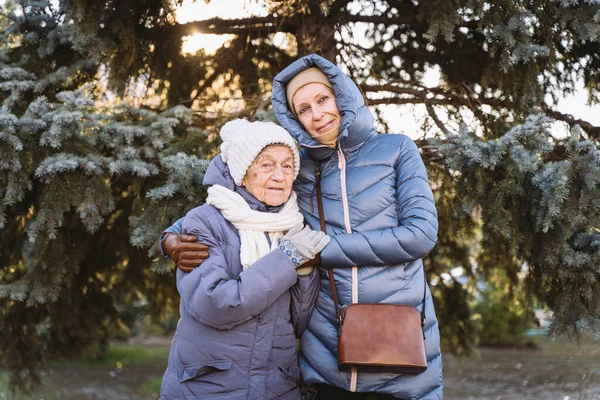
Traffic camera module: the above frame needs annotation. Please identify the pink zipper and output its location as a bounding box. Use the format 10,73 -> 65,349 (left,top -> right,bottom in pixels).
337,147 -> 358,392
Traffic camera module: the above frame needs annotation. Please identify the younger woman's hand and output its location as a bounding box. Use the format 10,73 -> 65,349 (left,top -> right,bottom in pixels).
162,233 -> 210,273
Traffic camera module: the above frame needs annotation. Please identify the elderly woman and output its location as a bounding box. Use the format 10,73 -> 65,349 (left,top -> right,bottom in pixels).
164,55 -> 443,399
159,119 -> 329,400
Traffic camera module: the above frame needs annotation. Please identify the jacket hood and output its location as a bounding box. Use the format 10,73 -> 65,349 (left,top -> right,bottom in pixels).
202,155 -> 284,212
272,54 -> 377,160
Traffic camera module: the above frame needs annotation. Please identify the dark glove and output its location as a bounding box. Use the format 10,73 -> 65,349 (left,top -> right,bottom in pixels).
162,233 -> 209,273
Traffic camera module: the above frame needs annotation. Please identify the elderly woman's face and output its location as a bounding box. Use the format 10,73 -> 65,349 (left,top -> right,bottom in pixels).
242,145 -> 295,206
292,83 -> 341,144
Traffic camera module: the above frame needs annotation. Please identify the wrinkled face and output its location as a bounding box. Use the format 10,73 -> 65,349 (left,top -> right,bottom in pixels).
292,83 -> 341,144
242,144 -> 295,206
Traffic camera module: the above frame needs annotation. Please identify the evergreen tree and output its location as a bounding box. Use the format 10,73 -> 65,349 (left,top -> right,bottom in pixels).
0,1 -> 210,391
441,115 -> 600,337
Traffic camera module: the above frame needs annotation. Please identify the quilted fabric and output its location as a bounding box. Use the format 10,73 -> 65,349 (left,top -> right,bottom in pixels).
159,156 -> 320,400
272,54 -> 444,399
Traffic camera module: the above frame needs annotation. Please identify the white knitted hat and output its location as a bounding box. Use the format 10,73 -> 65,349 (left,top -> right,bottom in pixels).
219,119 -> 300,186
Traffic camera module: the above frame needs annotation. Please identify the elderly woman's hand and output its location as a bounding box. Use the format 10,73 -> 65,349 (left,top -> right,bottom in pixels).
279,223 -> 330,274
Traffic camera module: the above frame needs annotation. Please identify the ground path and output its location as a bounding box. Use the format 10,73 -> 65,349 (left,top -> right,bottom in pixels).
1,335 -> 598,399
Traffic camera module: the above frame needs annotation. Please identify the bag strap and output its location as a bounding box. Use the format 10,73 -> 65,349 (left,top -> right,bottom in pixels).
314,162 -> 427,337
313,163 -> 338,310
313,162 -> 341,324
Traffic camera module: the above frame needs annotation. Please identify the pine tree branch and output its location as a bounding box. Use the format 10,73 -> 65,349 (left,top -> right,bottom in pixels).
540,102 -> 600,139
426,102 -> 452,135
169,15 -> 298,37
169,7 -> 417,38
367,96 -> 456,106
365,83 -> 600,138
415,139 -> 445,164
362,83 -> 514,109
362,83 -> 425,97
343,14 -> 413,25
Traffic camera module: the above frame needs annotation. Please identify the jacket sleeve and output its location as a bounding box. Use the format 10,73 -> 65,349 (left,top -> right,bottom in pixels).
289,268 -> 320,337
177,208 -> 299,330
159,217 -> 184,257
320,138 -> 438,268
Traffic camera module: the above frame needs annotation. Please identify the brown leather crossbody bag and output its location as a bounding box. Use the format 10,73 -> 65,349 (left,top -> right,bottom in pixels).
313,162 -> 428,374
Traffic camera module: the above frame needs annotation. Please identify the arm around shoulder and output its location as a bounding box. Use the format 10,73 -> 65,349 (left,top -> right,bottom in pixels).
178,208 -> 299,329
159,217 -> 184,257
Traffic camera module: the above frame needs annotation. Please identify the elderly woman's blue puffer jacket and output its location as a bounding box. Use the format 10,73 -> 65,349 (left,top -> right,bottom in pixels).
160,156 -> 320,400
272,54 -> 443,399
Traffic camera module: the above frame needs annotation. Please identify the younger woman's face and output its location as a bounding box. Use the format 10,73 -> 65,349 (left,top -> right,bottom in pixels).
292,83 -> 341,144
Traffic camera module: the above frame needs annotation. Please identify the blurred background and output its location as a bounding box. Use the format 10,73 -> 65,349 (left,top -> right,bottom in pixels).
1,0 -> 599,398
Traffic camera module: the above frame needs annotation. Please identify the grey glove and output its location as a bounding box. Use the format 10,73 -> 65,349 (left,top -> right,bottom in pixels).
279,222 -> 330,267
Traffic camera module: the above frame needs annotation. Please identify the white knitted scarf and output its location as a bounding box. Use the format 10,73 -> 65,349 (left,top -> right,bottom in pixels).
206,185 -> 304,269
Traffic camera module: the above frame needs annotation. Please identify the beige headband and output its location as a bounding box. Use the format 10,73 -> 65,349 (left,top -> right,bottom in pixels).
285,67 -> 333,116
